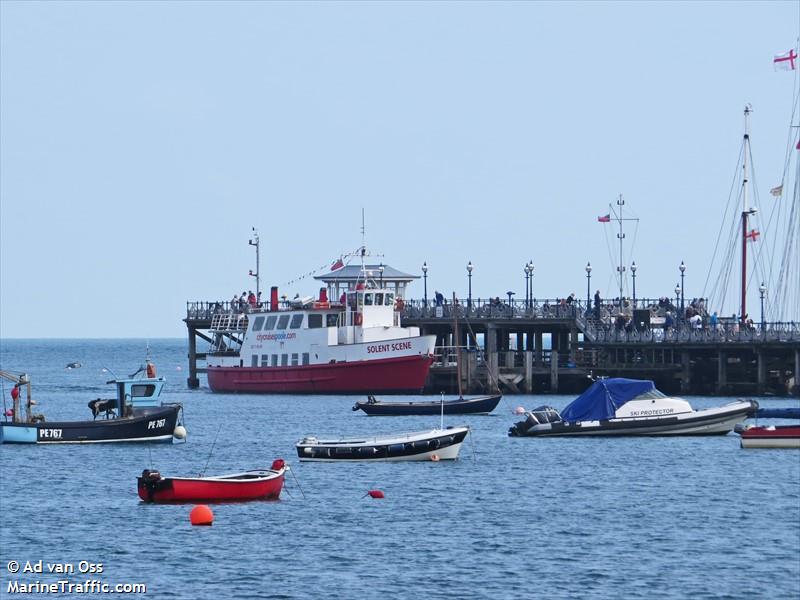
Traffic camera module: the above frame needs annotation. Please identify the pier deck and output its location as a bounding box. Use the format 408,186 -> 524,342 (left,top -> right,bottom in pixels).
184,299 -> 800,396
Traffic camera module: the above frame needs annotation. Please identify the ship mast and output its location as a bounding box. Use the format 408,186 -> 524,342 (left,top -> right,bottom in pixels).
741,104 -> 753,324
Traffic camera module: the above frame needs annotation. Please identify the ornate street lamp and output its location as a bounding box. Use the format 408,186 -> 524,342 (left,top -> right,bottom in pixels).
679,260 -> 686,314
585,262 -> 592,309
422,262 -> 428,306
674,283 -> 680,314
631,261 -> 637,308
466,261 -> 473,308
524,263 -> 531,309
527,261 -> 534,308
759,282 -> 767,331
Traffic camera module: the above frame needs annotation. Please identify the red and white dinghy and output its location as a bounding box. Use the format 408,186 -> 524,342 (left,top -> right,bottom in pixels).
138,459 -> 287,502
737,425 -> 800,449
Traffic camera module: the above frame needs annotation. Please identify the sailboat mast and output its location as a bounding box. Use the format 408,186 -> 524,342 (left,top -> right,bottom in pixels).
617,194 -> 626,302
741,105 -> 752,323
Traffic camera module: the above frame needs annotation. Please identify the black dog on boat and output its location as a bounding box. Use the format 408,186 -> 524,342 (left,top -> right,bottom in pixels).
88,398 -> 117,420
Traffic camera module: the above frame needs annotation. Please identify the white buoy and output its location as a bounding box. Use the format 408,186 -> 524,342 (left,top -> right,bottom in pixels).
513,406 -> 526,415
173,425 -> 187,440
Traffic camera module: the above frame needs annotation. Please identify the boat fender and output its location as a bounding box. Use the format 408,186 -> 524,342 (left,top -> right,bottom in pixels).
270,459 -> 285,471
355,313 -> 363,326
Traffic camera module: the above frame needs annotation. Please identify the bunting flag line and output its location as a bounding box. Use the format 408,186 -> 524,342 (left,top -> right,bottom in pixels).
774,49 -> 797,71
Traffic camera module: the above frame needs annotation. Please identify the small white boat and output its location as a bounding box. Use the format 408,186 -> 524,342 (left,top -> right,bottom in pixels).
509,378 -> 757,437
296,426 -> 469,462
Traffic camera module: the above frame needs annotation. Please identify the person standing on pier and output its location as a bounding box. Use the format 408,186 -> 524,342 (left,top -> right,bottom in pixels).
593,290 -> 601,319
435,290 -> 444,306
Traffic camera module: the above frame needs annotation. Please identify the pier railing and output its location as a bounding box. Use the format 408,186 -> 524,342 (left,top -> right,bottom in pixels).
186,300 -> 800,344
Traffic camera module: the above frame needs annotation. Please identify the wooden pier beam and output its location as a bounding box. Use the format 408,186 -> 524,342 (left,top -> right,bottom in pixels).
534,331 -> 543,368
486,323 -> 499,393
550,350 -> 559,392
681,351 -> 691,394
757,349 -> 767,395
717,351 -> 727,395
187,326 -> 200,389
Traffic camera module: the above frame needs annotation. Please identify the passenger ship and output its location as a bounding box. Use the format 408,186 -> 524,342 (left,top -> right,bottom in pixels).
205,282 -> 435,394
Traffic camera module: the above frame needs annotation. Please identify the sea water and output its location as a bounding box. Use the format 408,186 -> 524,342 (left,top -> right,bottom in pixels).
0,339 -> 798,599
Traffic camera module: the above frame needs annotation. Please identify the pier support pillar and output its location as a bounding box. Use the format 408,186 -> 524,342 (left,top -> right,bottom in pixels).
680,351 -> 691,394
534,331 -> 543,368
486,324 -> 499,392
550,350 -> 559,393
524,351 -> 533,392
757,349 -> 767,395
717,351 -> 727,395
187,327 -> 200,389
569,328 -> 578,362
795,349 -> 800,396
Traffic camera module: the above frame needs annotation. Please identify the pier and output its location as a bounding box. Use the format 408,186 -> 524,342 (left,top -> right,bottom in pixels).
184,298 -> 800,396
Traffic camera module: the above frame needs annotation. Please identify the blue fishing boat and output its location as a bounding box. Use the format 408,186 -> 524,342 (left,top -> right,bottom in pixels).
0,363 -> 186,444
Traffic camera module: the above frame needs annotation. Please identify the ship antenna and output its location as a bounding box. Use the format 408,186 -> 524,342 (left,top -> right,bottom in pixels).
249,227 -> 260,300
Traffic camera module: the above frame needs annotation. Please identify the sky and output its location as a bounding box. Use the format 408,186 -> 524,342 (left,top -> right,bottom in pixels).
1,1 -> 798,338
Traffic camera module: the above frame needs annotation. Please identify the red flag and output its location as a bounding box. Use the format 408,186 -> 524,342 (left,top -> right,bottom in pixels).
597,214 -> 611,223
745,229 -> 760,242
330,258 -> 344,271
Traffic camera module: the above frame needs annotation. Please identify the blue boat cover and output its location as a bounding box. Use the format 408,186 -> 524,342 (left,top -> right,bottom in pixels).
560,378 -> 657,422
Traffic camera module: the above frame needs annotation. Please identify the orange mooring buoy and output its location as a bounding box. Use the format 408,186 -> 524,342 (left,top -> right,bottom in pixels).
431,454 -> 440,462
366,490 -> 385,499
190,505 -> 214,526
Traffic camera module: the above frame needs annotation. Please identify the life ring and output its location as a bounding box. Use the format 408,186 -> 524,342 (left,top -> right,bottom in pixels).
354,313 -> 363,326
395,298 -> 405,311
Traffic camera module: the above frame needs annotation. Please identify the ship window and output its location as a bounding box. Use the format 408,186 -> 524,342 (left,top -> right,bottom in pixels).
261,354 -> 269,366
326,314 -> 339,327
252,316 -> 265,331
264,315 -> 278,330
375,293 -> 383,305
290,314 -> 304,329
277,315 -> 290,330
291,353 -> 299,366
281,354 -> 288,366
251,355 -> 258,367
302,352 -> 310,365
308,314 -> 323,328
385,293 -> 394,306
364,293 -> 373,306
130,384 -> 156,397
271,354 -> 278,367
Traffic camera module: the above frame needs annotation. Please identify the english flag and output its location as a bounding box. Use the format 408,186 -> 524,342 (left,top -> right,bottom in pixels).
330,258 -> 344,271
597,214 -> 611,223
774,49 -> 797,71
745,229 -> 761,242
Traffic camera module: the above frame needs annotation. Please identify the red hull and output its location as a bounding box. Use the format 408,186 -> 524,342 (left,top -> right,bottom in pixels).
206,354 -> 433,394
138,470 -> 284,503
741,425 -> 800,439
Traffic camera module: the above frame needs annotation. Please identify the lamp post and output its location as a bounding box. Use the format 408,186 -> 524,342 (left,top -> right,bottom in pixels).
467,261 -> 473,308
679,260 -> 686,315
507,291 -> 515,315
422,262 -> 428,306
630,261 -> 637,308
527,261 -> 534,308
585,262 -> 592,310
674,284 -> 680,315
759,283 -> 767,331
524,263 -> 531,309
379,263 -> 384,288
